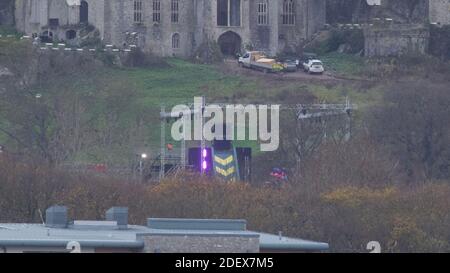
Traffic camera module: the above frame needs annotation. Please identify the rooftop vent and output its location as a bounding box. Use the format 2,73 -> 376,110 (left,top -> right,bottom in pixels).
106,207 -> 128,229
45,206 -> 68,228
147,218 -> 247,231
72,220 -> 119,230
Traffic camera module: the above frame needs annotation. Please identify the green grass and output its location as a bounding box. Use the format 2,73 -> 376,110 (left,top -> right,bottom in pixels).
89,59 -> 260,108
0,26 -> 19,36
307,83 -> 384,107
0,41 -> 383,164
321,52 -> 366,77
66,58 -> 383,162
62,59 -> 267,162
129,58 -> 252,105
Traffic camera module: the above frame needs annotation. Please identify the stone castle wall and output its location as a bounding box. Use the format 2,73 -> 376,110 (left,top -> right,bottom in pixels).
0,0 -> 15,25
364,23 -> 430,57
14,0 -> 327,57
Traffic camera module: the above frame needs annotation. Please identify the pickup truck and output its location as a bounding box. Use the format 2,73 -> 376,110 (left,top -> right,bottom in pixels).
238,51 -> 284,73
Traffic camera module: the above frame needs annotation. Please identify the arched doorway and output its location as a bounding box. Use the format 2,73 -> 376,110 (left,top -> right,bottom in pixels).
80,1 -> 89,23
218,31 -> 242,56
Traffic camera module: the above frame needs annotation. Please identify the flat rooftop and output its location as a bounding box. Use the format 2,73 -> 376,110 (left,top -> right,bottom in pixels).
0,208 -> 329,252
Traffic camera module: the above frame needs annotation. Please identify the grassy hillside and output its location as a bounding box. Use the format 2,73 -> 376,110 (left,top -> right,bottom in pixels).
72,59 -> 264,162
69,57 -> 382,163
3,38 -> 436,165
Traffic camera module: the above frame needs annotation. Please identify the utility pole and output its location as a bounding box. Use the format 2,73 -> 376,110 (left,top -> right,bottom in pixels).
200,96 -> 206,175
160,105 -> 166,180
345,97 -> 352,141
181,117 -> 186,170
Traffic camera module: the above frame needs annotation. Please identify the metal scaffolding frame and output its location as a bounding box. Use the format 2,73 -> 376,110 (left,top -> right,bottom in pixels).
158,97 -> 357,180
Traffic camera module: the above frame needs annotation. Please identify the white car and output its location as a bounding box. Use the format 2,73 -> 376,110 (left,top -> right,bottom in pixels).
303,59 -> 325,74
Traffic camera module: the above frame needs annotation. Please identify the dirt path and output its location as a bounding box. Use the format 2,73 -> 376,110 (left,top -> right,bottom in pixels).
221,58 -> 339,83
220,59 -> 375,86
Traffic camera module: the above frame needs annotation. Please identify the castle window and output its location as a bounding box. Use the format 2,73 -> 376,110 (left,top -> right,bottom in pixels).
217,0 -> 241,27
80,1 -> 89,23
172,33 -> 180,49
66,30 -> 77,40
153,0 -> 161,23
257,1 -> 268,25
134,0 -> 143,24
49,18 -> 59,28
171,0 -> 179,23
282,0 -> 295,25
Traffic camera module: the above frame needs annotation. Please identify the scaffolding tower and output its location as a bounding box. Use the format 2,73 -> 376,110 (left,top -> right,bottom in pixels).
156,97 -> 356,181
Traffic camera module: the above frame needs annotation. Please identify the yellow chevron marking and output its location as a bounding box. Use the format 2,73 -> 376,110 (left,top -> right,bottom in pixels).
215,166 -> 235,177
214,155 -> 234,166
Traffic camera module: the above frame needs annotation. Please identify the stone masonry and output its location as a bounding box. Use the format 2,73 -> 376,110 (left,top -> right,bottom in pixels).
364,23 -> 430,57
137,234 -> 260,253
13,1 -> 450,58
429,0 -> 450,25
14,0 -> 327,57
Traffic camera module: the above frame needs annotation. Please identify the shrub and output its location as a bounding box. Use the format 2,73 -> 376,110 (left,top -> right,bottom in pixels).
122,48 -> 170,68
305,29 -> 364,55
192,40 -> 224,64
367,81 -> 450,181
2,156 -> 450,252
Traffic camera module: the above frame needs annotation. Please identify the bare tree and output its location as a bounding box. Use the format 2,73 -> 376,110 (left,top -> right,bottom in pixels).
368,81 -> 450,181
278,108 -> 351,173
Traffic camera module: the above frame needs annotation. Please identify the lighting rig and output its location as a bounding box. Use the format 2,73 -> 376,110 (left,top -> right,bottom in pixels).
157,97 -> 356,182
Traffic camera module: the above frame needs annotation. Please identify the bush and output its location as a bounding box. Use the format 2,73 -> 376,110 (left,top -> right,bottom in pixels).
192,40 -> 224,64
122,48 -> 170,68
78,26 -> 102,48
361,54 -> 450,80
367,81 -> 450,181
305,29 -> 364,55
2,155 -> 450,252
328,29 -> 364,54
321,184 -> 450,252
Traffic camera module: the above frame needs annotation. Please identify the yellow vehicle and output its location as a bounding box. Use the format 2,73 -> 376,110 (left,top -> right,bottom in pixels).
238,51 -> 284,73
